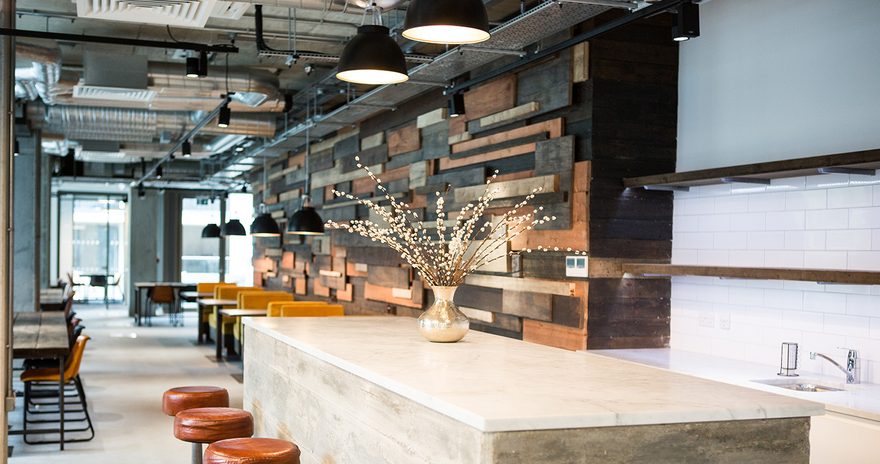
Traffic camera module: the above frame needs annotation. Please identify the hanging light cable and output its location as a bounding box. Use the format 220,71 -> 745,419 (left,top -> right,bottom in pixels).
336,4 -> 409,85
287,106 -> 325,236
250,157 -> 281,237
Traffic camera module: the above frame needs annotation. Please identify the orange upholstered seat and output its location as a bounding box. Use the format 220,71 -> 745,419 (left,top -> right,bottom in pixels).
173,407 -> 253,444
21,335 -> 90,383
205,438 -> 301,464
163,386 -> 229,416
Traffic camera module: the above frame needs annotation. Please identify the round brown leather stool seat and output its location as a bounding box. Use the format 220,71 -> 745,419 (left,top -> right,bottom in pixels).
163,386 -> 230,416
205,438 -> 301,464
174,408 -> 254,444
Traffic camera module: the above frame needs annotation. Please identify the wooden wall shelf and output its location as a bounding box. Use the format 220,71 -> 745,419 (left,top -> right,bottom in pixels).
623,149 -> 880,190
622,263 -> 880,286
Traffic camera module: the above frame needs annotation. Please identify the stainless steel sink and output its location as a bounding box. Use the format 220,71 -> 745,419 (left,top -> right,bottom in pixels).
752,378 -> 844,393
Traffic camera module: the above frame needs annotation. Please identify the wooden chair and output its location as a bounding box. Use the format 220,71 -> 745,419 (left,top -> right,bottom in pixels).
21,335 -> 94,445
147,285 -> 177,327
197,282 -> 226,294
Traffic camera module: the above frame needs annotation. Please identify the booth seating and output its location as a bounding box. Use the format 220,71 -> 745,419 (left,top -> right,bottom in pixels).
20,335 -> 94,445
205,438 -> 301,464
266,301 -> 341,318
231,291 -> 293,354
208,286 -> 261,356
274,302 -> 345,318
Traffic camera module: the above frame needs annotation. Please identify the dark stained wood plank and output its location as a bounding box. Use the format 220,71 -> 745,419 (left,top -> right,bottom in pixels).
552,295 -> 583,328
622,263 -> 880,286
310,148 -> 335,172
333,135 -> 360,160
453,285 -> 502,312
501,290 -> 552,321
535,135 -> 574,175
366,265 -> 411,289
387,123 -> 420,157
420,120 -> 450,160
346,246 -> 405,267
339,144 -> 388,173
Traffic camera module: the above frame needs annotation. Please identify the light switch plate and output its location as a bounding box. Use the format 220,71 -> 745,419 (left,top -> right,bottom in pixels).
565,255 -> 589,278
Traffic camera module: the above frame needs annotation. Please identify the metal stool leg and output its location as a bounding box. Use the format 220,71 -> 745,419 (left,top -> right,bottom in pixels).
192,442 -> 203,464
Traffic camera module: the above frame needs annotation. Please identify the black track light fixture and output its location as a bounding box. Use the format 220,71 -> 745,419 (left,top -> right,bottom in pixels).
336,6 -> 408,85
198,50 -> 208,77
182,139 -> 192,158
186,56 -> 200,78
201,223 -> 221,238
218,100 -> 231,128
13,139 -> 20,157
672,1 -> 700,42
156,166 -> 163,179
403,0 -> 490,45
137,183 -> 146,198
448,93 -> 466,118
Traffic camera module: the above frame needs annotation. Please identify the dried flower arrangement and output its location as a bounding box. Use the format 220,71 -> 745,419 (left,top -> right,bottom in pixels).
325,156 -> 585,288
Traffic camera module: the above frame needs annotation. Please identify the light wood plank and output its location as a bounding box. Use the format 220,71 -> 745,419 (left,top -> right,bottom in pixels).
463,274 -> 575,296
622,263 -> 880,285
478,101 -> 540,128
453,174 -> 558,203
572,42 -> 590,83
417,108 -> 448,129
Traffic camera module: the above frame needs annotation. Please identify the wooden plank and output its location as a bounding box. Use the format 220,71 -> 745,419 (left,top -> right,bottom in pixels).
363,282 -> 421,308
439,143 -> 536,171
450,133 -> 548,160
310,163 -> 383,190
420,121 -> 450,160
572,42 -> 590,83
502,289 -> 552,321
337,283 -> 354,302
623,148 -> 880,189
310,148 -> 335,172
448,131 -> 472,145
281,251 -> 295,270
452,118 -> 564,154
346,246 -> 405,266
453,174 -> 557,204
622,263 -> 880,285
452,284 -> 502,312
464,74 -> 516,120
313,277 -> 331,297
294,277 -> 307,295
552,295 -> 584,328
361,132 -> 384,150
340,143 -> 387,173
535,135 -> 575,175
366,265 -> 411,288
523,319 -> 586,351
464,274 -> 575,296
417,107 -> 447,128
387,123 -> 420,156
459,306 -> 494,323
333,135 -> 360,160
409,161 -> 429,189
478,101 -> 540,128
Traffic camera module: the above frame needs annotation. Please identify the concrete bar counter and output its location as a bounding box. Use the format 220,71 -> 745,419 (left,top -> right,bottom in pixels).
243,317 -> 822,463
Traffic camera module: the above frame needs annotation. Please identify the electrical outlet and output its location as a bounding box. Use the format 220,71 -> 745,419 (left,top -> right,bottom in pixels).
699,312 -> 716,328
719,312 -> 731,330
565,255 -> 589,278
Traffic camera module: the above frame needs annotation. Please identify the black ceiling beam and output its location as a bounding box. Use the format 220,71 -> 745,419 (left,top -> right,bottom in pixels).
0,28 -> 238,53
445,0 -> 686,95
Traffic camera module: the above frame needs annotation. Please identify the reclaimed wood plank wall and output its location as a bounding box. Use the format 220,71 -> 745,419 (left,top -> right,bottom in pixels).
250,12 -> 677,350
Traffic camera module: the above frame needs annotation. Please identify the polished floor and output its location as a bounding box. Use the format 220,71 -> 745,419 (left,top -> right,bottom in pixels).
9,303 -> 244,463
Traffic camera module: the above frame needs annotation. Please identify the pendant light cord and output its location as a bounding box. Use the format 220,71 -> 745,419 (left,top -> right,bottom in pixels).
303,96 -> 311,208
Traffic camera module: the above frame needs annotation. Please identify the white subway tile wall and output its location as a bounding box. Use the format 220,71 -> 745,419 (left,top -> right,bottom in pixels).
671,176 -> 880,383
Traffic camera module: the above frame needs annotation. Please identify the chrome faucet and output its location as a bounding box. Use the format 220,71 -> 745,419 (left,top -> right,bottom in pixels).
809,348 -> 860,384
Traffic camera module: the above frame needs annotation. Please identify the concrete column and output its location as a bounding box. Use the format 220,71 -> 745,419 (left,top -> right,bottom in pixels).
13,135 -> 41,312
126,188 -> 159,316
0,0 -> 15,454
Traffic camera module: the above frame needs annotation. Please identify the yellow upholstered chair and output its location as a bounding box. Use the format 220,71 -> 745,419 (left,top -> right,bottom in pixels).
197,282 -> 225,294
233,291 -> 293,347
278,302 -> 344,317
208,286 -> 260,333
267,301 -> 327,317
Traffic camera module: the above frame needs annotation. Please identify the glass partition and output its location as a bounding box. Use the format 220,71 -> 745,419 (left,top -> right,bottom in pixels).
180,197 -> 222,283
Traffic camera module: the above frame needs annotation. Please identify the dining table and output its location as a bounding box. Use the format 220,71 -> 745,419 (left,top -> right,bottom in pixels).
196,298 -> 237,345
215,308 -> 267,361
11,311 -> 70,450
133,282 -> 193,326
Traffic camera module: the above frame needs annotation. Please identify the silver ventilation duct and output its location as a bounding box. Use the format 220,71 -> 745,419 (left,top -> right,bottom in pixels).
13,42 -> 62,104
30,104 -> 277,142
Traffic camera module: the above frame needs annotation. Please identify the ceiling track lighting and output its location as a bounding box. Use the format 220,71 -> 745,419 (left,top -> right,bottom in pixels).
156,165 -> 163,179
218,99 -> 231,128
448,93 -> 466,118
672,1 -> 700,42
137,183 -> 146,198
186,51 -> 209,78
403,0 -> 490,45
182,139 -> 192,158
13,139 -> 20,157
336,6 -> 409,85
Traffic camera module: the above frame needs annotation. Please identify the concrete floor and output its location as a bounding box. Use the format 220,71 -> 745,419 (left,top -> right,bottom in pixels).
9,303 -> 244,463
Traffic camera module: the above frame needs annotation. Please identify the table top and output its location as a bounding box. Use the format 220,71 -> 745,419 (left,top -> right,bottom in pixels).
220,309 -> 267,317
13,312 -> 69,359
198,298 -> 237,306
180,291 -> 212,299
134,282 -> 192,288
245,317 -> 823,433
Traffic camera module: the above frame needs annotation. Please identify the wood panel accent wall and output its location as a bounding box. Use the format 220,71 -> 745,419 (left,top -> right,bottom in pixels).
251,12 -> 677,350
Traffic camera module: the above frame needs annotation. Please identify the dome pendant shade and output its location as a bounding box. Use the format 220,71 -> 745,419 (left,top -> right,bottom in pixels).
402,0 -> 490,45
201,223 -> 222,238
220,219 -> 246,236
336,25 -> 409,85
250,213 -> 281,237
286,207 -> 325,235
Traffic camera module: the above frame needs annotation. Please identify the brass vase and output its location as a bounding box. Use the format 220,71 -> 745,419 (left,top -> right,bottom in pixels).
418,286 -> 469,343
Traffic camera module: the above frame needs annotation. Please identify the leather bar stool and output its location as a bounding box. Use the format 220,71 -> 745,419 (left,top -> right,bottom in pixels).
163,386 -> 230,416
205,438 -> 301,464
174,407 -> 254,464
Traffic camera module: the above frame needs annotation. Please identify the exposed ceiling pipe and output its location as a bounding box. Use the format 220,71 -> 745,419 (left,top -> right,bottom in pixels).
13,42 -> 61,104
0,26 -> 237,53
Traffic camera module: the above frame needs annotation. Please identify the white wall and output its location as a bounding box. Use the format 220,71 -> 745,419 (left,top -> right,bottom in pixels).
677,0 -> 880,171
670,174 -> 880,383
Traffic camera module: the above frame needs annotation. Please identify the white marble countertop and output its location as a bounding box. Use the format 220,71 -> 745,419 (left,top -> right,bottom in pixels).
594,348 -> 880,422
244,316 -> 822,432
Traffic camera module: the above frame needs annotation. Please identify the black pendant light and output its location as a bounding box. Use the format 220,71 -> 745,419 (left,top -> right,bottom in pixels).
672,1 -> 700,42
287,206 -> 325,235
201,223 -> 222,238
402,0 -> 490,45
251,213 -> 281,237
287,126 -> 325,235
220,219 -> 246,236
336,7 -> 408,85
182,139 -> 192,158
218,101 -> 231,128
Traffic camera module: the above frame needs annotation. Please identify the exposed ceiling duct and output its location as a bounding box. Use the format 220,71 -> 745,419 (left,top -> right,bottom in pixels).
13,42 -> 62,104
30,104 -> 277,143
73,0 -> 250,28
